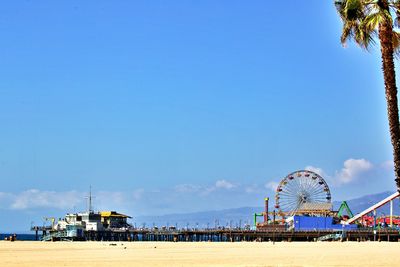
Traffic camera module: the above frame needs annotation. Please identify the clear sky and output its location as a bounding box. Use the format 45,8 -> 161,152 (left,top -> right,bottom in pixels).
0,1 -> 398,231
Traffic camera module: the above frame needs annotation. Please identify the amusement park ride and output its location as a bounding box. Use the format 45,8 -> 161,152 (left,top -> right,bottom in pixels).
254,170 -> 400,230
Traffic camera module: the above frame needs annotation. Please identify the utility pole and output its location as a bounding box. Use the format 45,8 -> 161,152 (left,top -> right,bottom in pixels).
373,210 -> 377,242
390,200 -> 393,227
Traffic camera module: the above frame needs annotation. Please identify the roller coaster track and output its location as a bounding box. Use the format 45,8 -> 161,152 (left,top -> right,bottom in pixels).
345,191 -> 400,224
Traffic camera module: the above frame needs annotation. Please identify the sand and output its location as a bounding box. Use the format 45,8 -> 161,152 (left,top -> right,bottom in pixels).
0,241 -> 398,267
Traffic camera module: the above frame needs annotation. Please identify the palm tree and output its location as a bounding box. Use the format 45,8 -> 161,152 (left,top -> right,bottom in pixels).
335,0 -> 400,191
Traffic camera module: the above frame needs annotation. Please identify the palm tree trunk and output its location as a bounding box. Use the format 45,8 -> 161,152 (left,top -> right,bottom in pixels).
378,2 -> 400,191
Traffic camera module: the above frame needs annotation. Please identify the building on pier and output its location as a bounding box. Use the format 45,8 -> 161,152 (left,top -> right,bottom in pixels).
100,211 -> 131,229
54,210 -> 132,232
55,212 -> 103,231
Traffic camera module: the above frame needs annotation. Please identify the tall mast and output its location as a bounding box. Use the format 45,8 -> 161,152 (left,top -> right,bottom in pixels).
86,186 -> 94,213
89,186 -> 92,213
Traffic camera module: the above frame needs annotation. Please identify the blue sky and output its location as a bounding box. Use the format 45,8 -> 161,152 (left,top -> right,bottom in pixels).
0,1 -> 398,231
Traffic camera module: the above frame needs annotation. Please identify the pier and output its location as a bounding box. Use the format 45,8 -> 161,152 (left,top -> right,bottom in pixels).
31,226 -> 400,242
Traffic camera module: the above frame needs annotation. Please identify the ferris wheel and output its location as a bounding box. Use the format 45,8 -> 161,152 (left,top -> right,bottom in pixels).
274,170 -> 331,215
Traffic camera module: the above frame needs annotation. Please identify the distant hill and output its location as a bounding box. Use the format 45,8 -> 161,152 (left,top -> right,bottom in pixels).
333,191 -> 400,215
134,191 -> 400,228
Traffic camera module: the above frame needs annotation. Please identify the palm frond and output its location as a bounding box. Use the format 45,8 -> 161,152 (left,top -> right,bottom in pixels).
355,25 -> 377,49
393,0 -> 400,28
335,0 -> 364,21
392,30 -> 400,57
363,12 -> 382,31
395,14 -> 400,28
335,0 -> 347,20
341,21 -> 352,45
344,0 -> 364,20
334,0 -> 399,51
382,9 -> 394,23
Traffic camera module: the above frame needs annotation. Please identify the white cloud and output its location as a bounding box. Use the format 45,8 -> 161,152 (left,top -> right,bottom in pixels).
0,158 -> 378,214
0,189 -> 138,211
305,166 -> 325,177
305,159 -> 375,186
175,179 -> 237,196
265,181 -> 279,191
215,179 -> 235,190
9,189 -> 83,210
201,179 -> 236,195
335,158 -> 373,184
174,184 -> 202,193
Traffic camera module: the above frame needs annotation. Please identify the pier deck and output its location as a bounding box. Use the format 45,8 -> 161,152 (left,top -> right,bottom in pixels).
32,227 -> 400,242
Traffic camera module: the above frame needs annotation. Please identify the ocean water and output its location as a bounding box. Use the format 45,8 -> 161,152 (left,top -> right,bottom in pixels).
0,234 -> 39,241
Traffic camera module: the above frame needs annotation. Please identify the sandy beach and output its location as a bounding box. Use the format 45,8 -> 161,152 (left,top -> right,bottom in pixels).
0,241 -> 398,267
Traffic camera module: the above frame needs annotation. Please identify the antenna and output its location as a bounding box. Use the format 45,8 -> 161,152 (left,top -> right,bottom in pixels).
89,186 -> 92,212
85,186 -> 95,213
